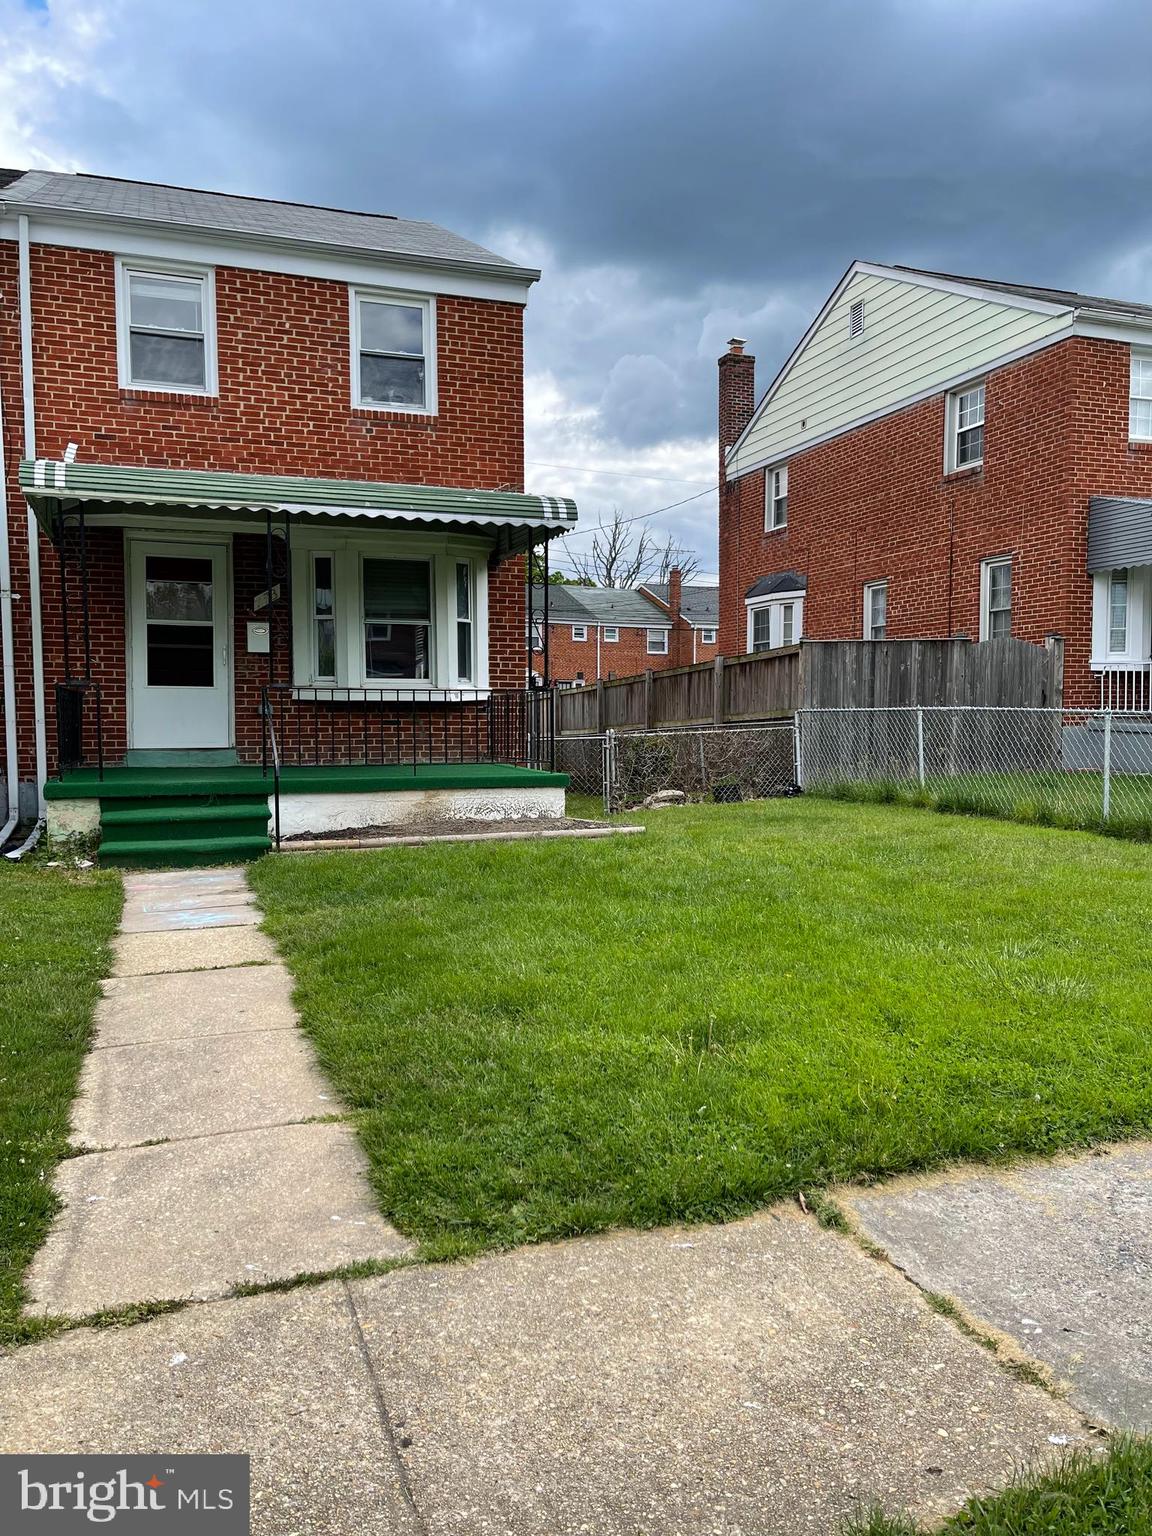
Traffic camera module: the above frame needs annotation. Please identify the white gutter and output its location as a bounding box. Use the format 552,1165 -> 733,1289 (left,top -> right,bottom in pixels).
17,213 -> 47,817
0,357 -> 21,843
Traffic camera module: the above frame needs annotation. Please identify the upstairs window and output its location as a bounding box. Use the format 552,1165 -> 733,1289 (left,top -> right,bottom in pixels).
1130,353 -> 1152,440
701,627 -> 717,645
765,464 -> 789,530
571,624 -> 588,642
118,263 -> 215,393
603,626 -> 619,643
864,580 -> 888,640
947,383 -> 985,470
647,629 -> 669,654
353,291 -> 435,412
980,557 -> 1012,640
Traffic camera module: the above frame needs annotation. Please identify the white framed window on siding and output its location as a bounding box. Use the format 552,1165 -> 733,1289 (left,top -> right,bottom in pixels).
947,383 -> 985,471
117,261 -> 216,393
603,626 -> 619,642
863,580 -> 888,640
747,595 -> 804,652
351,290 -> 436,413
980,557 -> 1012,640
765,464 -> 789,530
1130,353 -> 1152,440
571,624 -> 588,642
647,629 -> 669,654
312,554 -> 337,681
363,558 -> 432,680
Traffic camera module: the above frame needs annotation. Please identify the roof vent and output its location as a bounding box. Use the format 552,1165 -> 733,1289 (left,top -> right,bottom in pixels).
849,299 -> 865,338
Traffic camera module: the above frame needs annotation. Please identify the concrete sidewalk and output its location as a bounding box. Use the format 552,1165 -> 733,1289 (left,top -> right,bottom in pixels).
25,867 -> 410,1318
1,1211 -> 1088,1536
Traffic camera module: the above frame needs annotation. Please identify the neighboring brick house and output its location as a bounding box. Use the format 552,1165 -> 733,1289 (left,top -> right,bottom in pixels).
718,261 -> 1152,710
0,169 -> 576,858
531,570 -> 718,684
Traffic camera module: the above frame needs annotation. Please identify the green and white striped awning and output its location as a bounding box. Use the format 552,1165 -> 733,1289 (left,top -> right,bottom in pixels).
20,459 -> 577,552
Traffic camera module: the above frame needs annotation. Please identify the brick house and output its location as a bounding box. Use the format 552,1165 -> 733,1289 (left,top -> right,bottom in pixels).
531,569 -> 718,684
0,170 -> 576,860
718,261 -> 1152,710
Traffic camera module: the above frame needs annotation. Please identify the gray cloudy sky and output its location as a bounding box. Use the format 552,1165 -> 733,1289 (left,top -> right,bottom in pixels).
5,0 -> 1152,577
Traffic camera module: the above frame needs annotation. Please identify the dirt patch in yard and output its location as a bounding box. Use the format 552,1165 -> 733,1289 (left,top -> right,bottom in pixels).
281,815 -> 611,846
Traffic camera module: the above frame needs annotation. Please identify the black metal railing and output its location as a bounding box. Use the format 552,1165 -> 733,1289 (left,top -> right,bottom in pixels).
259,685 -> 556,775
54,679 -> 104,778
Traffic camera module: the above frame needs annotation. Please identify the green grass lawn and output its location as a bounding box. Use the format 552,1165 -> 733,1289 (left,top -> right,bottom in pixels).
0,865 -> 121,1344
847,1437 -> 1152,1535
250,799 -> 1152,1260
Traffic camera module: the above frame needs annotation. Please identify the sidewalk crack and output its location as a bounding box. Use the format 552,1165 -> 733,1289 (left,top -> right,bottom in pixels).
342,1279 -> 428,1534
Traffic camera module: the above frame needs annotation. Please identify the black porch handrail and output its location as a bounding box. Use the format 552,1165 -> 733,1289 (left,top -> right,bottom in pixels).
258,684 -> 556,774
54,679 -> 104,779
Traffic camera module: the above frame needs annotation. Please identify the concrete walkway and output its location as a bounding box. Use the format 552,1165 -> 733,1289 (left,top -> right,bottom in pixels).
25,867 -> 410,1319
843,1143 -> 1152,1432
2,1211 -> 1088,1536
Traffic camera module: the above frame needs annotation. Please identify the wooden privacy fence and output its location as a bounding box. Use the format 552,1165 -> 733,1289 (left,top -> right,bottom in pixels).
555,635 -> 1064,735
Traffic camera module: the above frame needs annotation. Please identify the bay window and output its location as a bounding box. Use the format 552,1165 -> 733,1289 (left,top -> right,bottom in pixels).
1092,565 -> 1152,669
292,539 -> 487,691
747,594 -> 804,651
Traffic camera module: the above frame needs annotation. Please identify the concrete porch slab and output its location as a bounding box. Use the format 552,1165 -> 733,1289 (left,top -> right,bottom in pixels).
112,927 -> 277,976
96,966 -> 299,1047
71,1030 -> 340,1149
350,1210 -> 1086,1535
121,887 -> 257,914
122,868 -> 250,893
842,1145 -> 1152,1431
25,1123 -> 412,1317
0,1285 -> 420,1535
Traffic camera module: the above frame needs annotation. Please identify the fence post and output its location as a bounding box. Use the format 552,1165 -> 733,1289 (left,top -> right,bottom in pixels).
1102,709 -> 1112,822
596,679 -> 607,734
712,655 -> 725,725
916,707 -> 926,787
792,711 -> 804,791
602,728 -> 616,818
644,669 -> 654,729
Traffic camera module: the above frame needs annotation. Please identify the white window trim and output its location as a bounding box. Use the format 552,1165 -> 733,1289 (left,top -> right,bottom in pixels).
1130,350 -> 1152,442
571,624 -> 588,642
349,286 -> 437,415
603,626 -> 619,643
290,530 -> 488,692
115,256 -> 217,395
1091,567 -> 1152,668
745,592 -> 805,652
647,628 -> 669,654
979,556 -> 1012,641
945,381 -> 985,473
765,463 -> 789,531
863,580 -> 888,641
700,627 -> 717,645
310,551 -> 337,683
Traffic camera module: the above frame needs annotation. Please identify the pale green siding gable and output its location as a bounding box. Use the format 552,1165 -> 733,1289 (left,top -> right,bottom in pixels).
726,270 -> 1074,479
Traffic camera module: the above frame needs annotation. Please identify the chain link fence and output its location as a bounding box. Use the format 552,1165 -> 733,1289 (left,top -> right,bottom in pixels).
555,724 -> 798,816
555,708 -> 1152,838
798,706 -> 1152,838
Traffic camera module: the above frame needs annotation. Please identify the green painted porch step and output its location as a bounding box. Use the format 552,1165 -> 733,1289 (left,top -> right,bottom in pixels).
97,791 -> 272,868
97,833 -> 272,870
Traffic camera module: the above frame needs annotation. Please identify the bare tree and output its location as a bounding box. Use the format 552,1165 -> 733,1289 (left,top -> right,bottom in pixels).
569,508 -> 700,588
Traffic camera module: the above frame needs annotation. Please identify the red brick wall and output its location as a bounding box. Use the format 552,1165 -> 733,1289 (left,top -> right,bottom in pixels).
0,239 -> 529,779
719,335 -> 1152,706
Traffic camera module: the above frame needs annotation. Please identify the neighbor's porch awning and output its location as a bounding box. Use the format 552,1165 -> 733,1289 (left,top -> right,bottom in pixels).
20,459 -> 577,558
1088,496 -> 1152,573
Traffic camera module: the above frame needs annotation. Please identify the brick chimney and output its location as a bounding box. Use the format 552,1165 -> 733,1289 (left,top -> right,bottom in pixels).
718,338 -> 756,475
668,566 -> 682,623
667,566 -> 686,666
718,338 -> 756,657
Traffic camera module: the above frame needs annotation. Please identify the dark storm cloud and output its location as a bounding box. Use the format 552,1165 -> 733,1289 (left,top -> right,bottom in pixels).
11,0 -> 1152,566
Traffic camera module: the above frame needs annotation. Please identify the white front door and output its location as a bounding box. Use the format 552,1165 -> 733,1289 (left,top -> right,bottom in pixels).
128,539 -> 232,749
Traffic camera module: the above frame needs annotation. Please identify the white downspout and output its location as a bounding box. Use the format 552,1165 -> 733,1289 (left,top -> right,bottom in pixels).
0,364 -> 21,843
17,213 -> 47,817
596,624 -> 602,680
